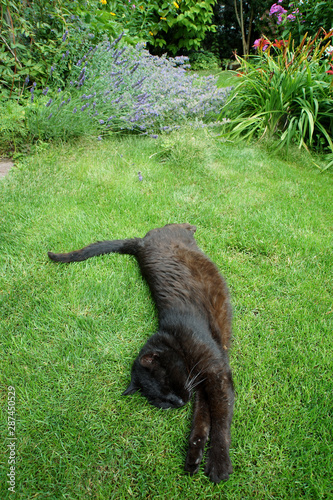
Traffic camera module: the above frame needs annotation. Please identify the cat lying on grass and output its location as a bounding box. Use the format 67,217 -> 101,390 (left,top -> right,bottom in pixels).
48,223 -> 234,483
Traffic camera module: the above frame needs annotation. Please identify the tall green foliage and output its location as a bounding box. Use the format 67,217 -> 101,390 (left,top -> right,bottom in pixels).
220,30 -> 333,170
104,0 -> 217,55
0,0 -> 123,97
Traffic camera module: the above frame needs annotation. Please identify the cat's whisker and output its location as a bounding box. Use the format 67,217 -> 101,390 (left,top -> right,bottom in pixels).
185,370 -> 206,392
189,377 -> 207,391
185,361 -> 201,387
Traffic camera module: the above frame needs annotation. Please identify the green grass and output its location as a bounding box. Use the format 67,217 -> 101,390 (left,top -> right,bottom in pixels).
1,128 -> 332,499
193,69 -> 239,88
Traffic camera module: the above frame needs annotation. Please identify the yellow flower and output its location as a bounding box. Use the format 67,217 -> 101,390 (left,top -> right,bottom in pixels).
173,1 -> 179,8
100,0 -> 107,4
160,16 -> 167,20
110,12 -> 116,15
139,5 -> 144,9
149,31 -> 154,36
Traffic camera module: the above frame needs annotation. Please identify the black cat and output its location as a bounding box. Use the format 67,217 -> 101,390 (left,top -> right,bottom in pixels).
48,223 -> 234,483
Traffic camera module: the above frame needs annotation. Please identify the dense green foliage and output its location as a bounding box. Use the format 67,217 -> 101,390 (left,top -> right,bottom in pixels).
99,0 -> 217,55
0,0 -> 130,96
188,50 -> 220,70
221,30 -> 333,170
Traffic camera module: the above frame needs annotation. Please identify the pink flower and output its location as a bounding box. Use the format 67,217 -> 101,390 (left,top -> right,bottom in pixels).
269,3 -> 287,16
253,38 -> 270,51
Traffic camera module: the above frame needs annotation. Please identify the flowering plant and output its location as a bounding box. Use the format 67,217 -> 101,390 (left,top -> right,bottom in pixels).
220,29 -> 333,170
26,34 -> 230,140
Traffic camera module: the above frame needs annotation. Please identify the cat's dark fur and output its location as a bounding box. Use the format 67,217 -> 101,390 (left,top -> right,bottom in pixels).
48,223 -> 234,483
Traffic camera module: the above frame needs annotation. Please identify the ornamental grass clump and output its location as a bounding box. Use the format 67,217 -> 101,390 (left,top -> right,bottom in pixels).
27,34 -> 230,140
220,29 -> 333,170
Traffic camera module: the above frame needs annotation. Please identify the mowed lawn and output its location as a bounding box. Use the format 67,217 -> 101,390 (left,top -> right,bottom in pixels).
1,128 -> 332,499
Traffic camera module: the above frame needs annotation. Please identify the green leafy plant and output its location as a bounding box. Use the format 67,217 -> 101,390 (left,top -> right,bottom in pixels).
220,29 -> 333,170
0,0 -> 123,98
0,100 -> 29,155
188,50 -> 220,71
101,0 -> 217,55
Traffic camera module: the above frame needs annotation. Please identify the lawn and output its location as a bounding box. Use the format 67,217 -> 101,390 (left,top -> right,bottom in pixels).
1,128 -> 332,499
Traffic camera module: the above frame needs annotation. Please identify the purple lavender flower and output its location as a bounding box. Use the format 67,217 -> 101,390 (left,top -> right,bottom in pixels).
138,171 -> 143,181
62,30 -> 68,42
99,119 -> 105,124
24,76 -> 30,85
73,107 -> 77,113
46,99 -> 53,107
48,113 -> 53,119
50,66 -> 54,75
79,67 -> 86,81
97,136 -> 102,140
42,87 -> 49,95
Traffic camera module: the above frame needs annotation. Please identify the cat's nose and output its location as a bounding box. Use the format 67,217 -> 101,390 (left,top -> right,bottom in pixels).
171,396 -> 185,408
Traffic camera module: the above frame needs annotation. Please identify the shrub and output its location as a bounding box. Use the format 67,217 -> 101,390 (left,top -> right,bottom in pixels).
0,0 -> 124,97
0,101 -> 29,155
26,35 -> 230,141
99,0 -> 217,55
188,50 -> 220,71
220,29 -> 333,170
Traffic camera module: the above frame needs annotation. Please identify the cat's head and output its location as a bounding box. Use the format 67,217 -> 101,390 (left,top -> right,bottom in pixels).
123,346 -> 191,409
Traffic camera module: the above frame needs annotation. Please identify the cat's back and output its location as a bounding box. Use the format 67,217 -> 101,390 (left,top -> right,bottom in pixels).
137,223 -> 232,349
141,223 -> 198,251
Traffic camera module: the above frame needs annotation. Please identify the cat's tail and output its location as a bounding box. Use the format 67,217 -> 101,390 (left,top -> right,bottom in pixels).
48,238 -> 141,263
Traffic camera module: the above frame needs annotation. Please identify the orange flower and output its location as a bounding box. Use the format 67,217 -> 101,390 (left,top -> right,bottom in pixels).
272,39 -> 288,49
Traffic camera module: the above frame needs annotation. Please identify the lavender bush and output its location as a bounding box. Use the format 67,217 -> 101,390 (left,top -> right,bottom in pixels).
27,35 -> 230,140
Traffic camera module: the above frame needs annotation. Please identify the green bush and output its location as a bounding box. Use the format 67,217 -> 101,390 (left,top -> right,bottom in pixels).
102,0 -> 217,55
220,30 -> 333,170
0,100 -> 29,155
188,50 -> 220,71
0,0 -> 124,98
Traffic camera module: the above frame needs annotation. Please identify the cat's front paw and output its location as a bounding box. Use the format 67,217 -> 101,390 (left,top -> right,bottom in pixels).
204,453 -> 233,483
184,439 -> 205,475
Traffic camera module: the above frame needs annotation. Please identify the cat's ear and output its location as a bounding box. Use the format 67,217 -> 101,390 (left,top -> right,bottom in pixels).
139,352 -> 159,369
122,379 -> 139,396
